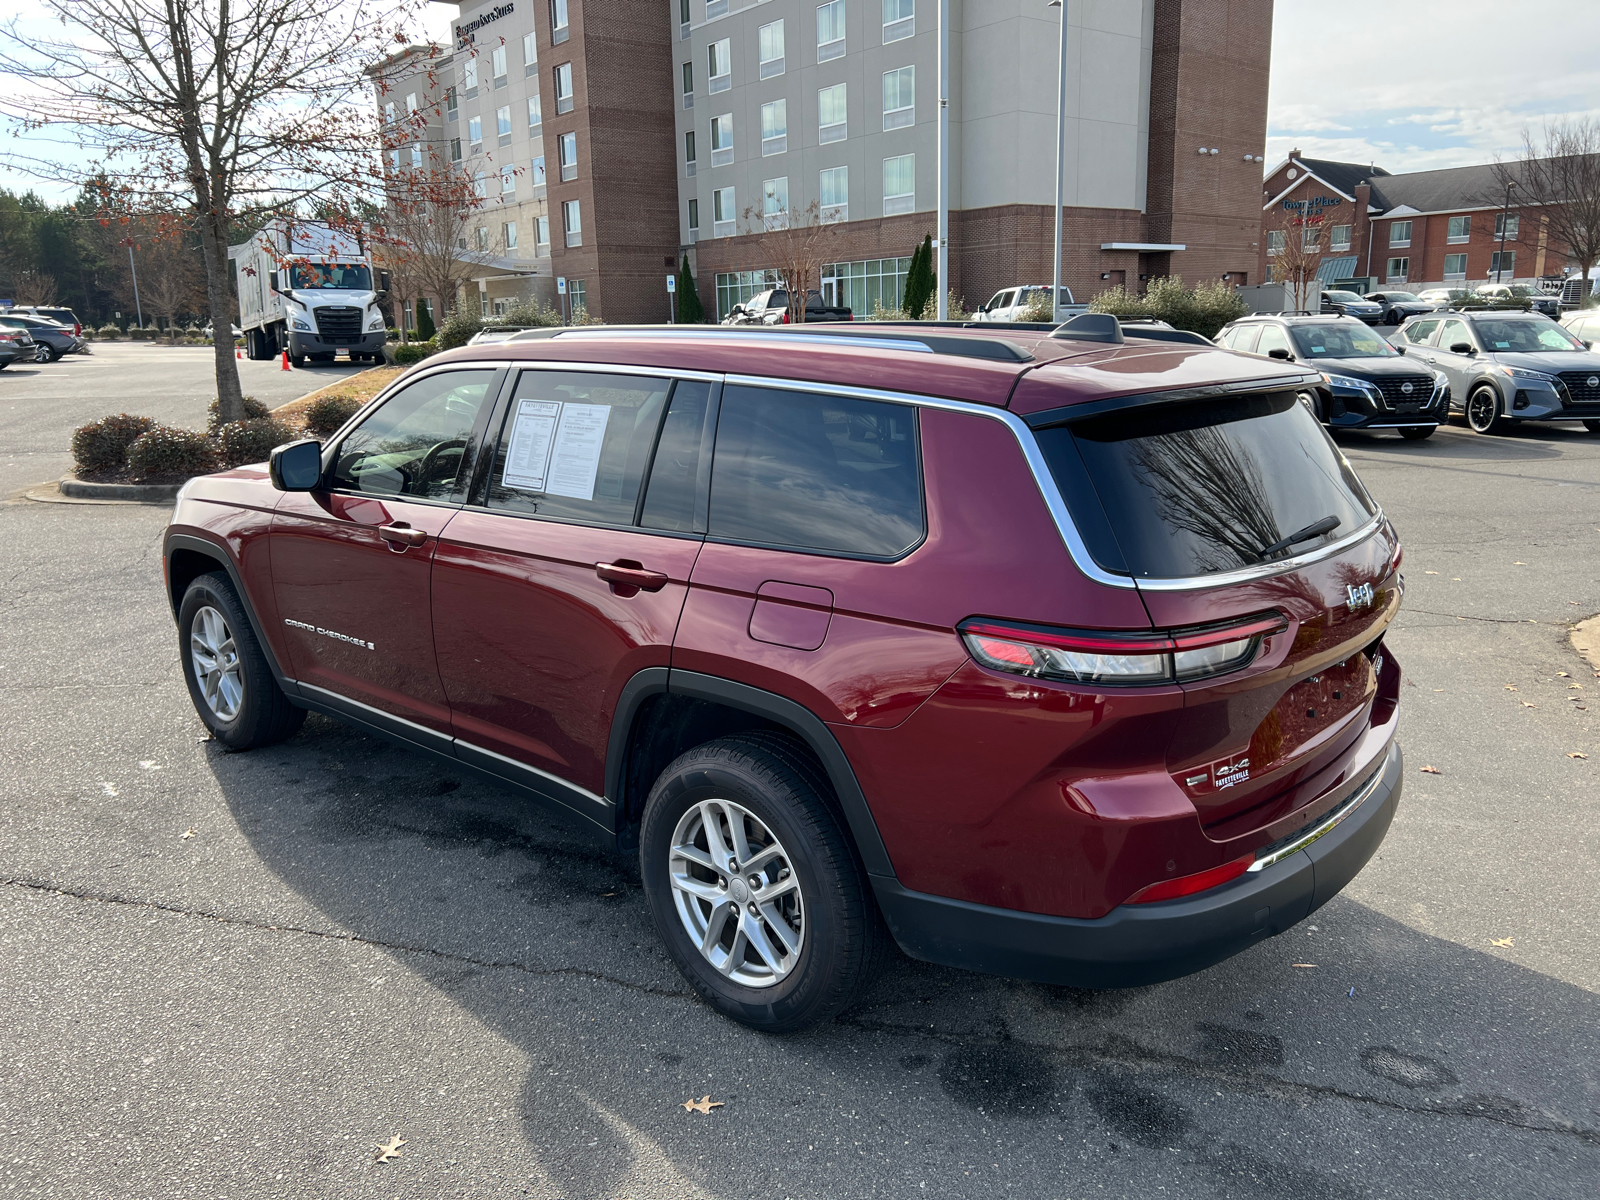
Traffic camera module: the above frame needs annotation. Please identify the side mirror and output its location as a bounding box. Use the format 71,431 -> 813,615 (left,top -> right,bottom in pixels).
1450,342 -> 1474,355
731,304 -> 745,315
1395,344 -> 1407,354
1267,347 -> 1292,360
269,439 -> 323,491
377,270 -> 391,295
268,271 -> 279,292
978,304 -> 990,313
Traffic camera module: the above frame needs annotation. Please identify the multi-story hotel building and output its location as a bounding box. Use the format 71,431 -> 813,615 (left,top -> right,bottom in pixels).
377,0 -> 1271,323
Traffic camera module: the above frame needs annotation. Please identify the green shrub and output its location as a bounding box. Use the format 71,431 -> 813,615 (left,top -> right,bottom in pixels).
496,297 -> 565,327
435,307 -> 483,350
903,235 -> 935,320
216,417 -> 299,468
96,323 -> 121,340
302,393 -> 365,436
415,302 -> 437,341
1017,288 -> 1057,322
206,393 -> 270,433
1087,276 -> 1247,340
919,288 -> 971,321
391,342 -> 436,365
71,413 -> 158,473
126,426 -> 218,481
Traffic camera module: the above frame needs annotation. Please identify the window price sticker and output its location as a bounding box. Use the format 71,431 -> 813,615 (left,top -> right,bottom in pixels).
502,399 -> 611,501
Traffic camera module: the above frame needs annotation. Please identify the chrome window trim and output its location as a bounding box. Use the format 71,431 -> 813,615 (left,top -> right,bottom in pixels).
721,372 -> 1386,593
552,329 -> 934,355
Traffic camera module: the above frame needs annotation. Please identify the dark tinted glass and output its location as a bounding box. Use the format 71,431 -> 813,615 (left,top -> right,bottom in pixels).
708,385 -> 923,557
1037,391 -> 1378,579
487,370 -> 670,524
330,369 -> 495,498
640,380 -> 712,532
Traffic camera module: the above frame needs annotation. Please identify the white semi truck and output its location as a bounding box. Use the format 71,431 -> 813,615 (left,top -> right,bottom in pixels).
231,220 -> 390,366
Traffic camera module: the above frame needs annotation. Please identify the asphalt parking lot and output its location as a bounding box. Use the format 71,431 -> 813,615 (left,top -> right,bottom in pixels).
0,367 -> 1596,1196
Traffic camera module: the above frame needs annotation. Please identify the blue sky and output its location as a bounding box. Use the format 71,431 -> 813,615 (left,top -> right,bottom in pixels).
4,2 -> 1600,204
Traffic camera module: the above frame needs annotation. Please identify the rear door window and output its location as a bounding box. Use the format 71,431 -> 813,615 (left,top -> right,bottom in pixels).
708,385 -> 923,557
1226,325 -> 1261,353
485,370 -> 672,525
1035,390 -> 1378,580
1403,317 -> 1440,345
1254,324 -> 1292,357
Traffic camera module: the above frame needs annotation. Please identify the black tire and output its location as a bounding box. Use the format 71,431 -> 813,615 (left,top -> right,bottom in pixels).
639,732 -> 887,1032
178,572 -> 304,750
1466,385 -> 1507,434
1399,425 -> 1436,440
1583,419 -> 1600,434
46,346 -> 63,362
291,353 -> 306,368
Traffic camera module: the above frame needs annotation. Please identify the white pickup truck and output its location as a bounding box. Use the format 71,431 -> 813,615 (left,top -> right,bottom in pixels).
231,220 -> 390,366
971,285 -> 1086,323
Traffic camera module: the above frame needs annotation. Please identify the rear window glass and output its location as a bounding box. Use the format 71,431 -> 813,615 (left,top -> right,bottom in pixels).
1036,391 -> 1377,579
708,385 -> 923,557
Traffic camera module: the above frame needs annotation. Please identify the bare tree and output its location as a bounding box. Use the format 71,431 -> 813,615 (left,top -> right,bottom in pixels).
742,199 -> 841,322
1268,209 -> 1328,312
139,238 -> 204,331
372,163 -> 499,337
2,0 -> 409,421
10,270 -> 60,306
1493,119 -> 1600,300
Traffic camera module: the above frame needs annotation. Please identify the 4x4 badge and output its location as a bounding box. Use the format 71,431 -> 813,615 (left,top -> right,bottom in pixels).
1346,582 -> 1374,611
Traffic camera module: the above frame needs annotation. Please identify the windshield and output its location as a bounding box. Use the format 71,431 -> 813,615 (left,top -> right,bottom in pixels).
1325,291 -> 1363,303
1474,319 -> 1583,352
1035,390 -> 1377,579
287,262 -> 371,290
1290,323 -> 1397,359
1380,292 -> 1420,303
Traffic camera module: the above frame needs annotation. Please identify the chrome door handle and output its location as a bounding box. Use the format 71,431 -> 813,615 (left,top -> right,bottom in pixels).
378,522 -> 427,549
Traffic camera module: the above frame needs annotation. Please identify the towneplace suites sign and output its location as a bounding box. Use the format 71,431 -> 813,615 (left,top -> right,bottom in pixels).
456,2 -> 515,48
1281,195 -> 1344,216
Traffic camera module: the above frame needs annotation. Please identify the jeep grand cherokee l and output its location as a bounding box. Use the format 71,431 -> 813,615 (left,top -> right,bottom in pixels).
162,315 -> 1406,1031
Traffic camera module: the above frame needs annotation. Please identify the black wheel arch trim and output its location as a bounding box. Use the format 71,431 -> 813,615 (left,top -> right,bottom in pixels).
607,668 -> 897,879
164,532 -> 298,697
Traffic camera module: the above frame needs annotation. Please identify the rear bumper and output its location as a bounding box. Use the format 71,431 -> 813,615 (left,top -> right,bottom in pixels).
873,740 -> 1402,988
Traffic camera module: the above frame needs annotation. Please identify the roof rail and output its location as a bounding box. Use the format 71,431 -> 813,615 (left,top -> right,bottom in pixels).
527,321 -> 1037,362
1049,312 -> 1124,344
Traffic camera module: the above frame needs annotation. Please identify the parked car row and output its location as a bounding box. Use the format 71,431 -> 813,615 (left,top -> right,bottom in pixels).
0,310 -> 85,363
723,289 -> 853,325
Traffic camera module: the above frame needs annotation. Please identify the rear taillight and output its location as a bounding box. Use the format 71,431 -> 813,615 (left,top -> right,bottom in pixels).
958,612 -> 1286,686
1124,853 -> 1255,904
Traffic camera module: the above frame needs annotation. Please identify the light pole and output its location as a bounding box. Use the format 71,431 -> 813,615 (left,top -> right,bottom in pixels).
1495,179 -> 1515,284
121,238 -> 143,328
1049,1 -> 1067,323
936,0 -> 949,320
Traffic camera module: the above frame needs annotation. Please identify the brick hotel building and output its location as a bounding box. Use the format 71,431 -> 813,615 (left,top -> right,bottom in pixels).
376,0 -> 1272,323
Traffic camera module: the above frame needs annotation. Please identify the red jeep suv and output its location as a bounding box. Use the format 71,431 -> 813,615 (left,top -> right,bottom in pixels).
163,315 -> 1405,1031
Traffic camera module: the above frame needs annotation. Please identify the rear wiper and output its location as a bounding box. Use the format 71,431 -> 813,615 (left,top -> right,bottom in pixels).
1257,515 -> 1341,562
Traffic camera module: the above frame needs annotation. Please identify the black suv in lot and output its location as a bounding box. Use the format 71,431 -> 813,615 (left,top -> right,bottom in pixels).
1215,313 -> 1449,439
1394,307 -> 1600,435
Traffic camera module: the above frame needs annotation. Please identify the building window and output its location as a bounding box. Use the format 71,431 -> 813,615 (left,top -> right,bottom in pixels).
819,83 -> 847,143
820,165 -> 847,222
821,256 -> 913,318
446,87 -> 458,120
551,0 -> 570,45
463,56 -> 479,93
569,279 -> 586,312
1495,212 -> 1519,239
713,185 -> 737,237
711,113 -> 735,166
1302,226 -> 1321,251
681,0 -> 691,39
716,268 -> 783,319
1330,223 -> 1351,251
706,0 -> 728,17
477,226 -> 489,251
388,148 -> 399,172
1390,220 -> 1412,248
688,197 -> 700,243
883,153 -> 913,215
1266,230 -> 1285,256
763,176 -> 789,230
1443,253 -> 1467,280
563,198 -> 582,246
882,66 -> 913,130
384,101 -> 395,125
709,38 -> 732,92
504,221 -> 518,250
681,60 -> 694,108
480,290 -> 490,318
405,92 -> 418,114
403,300 -> 413,330
536,215 -> 550,253
817,1 -> 846,62
1491,250 -> 1516,276
883,0 -> 913,42
559,131 -> 578,181
1447,215 -> 1470,243
761,99 -> 787,156
527,94 -> 542,126
410,143 -> 422,168
685,129 -> 696,175
759,20 -> 785,78
1386,256 -> 1409,282
473,171 -> 487,199
469,115 -> 483,151
496,104 -> 512,143
491,46 -> 507,86
500,163 -> 516,195
523,32 -> 538,72
450,137 -> 462,162
532,155 -> 546,185
554,63 -> 574,114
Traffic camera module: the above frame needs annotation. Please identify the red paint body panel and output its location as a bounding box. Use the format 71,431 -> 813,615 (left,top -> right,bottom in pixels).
1007,344 -> 1306,414
431,511 -> 702,795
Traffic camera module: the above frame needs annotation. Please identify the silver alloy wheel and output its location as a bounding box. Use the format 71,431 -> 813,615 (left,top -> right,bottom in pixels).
1467,386 -> 1500,432
189,605 -> 244,723
668,798 -> 804,988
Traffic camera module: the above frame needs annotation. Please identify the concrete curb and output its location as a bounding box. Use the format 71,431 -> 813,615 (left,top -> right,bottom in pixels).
58,475 -> 182,502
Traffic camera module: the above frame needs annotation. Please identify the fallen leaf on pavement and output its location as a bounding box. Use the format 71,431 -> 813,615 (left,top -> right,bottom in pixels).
681,1096 -> 724,1114
1569,752 -> 1588,760
1452,577 -> 1462,581
1559,672 -> 1570,677
374,1135 -> 406,1163
1504,685 -> 1518,691
180,827 -> 196,839
1489,938 -> 1513,948
1292,963 -> 1316,968
1420,765 -> 1442,774
1522,702 -> 1537,708
1424,570 -> 1438,575
1513,561 -> 1526,565
1569,683 -> 1584,689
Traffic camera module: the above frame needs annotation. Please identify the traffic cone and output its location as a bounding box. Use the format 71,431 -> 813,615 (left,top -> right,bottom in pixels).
236,347 -> 243,359
280,349 -> 291,371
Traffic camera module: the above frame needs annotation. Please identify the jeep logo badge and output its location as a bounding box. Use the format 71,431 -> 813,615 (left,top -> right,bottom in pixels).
1346,582 -> 1374,611
1400,382 -> 1413,394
